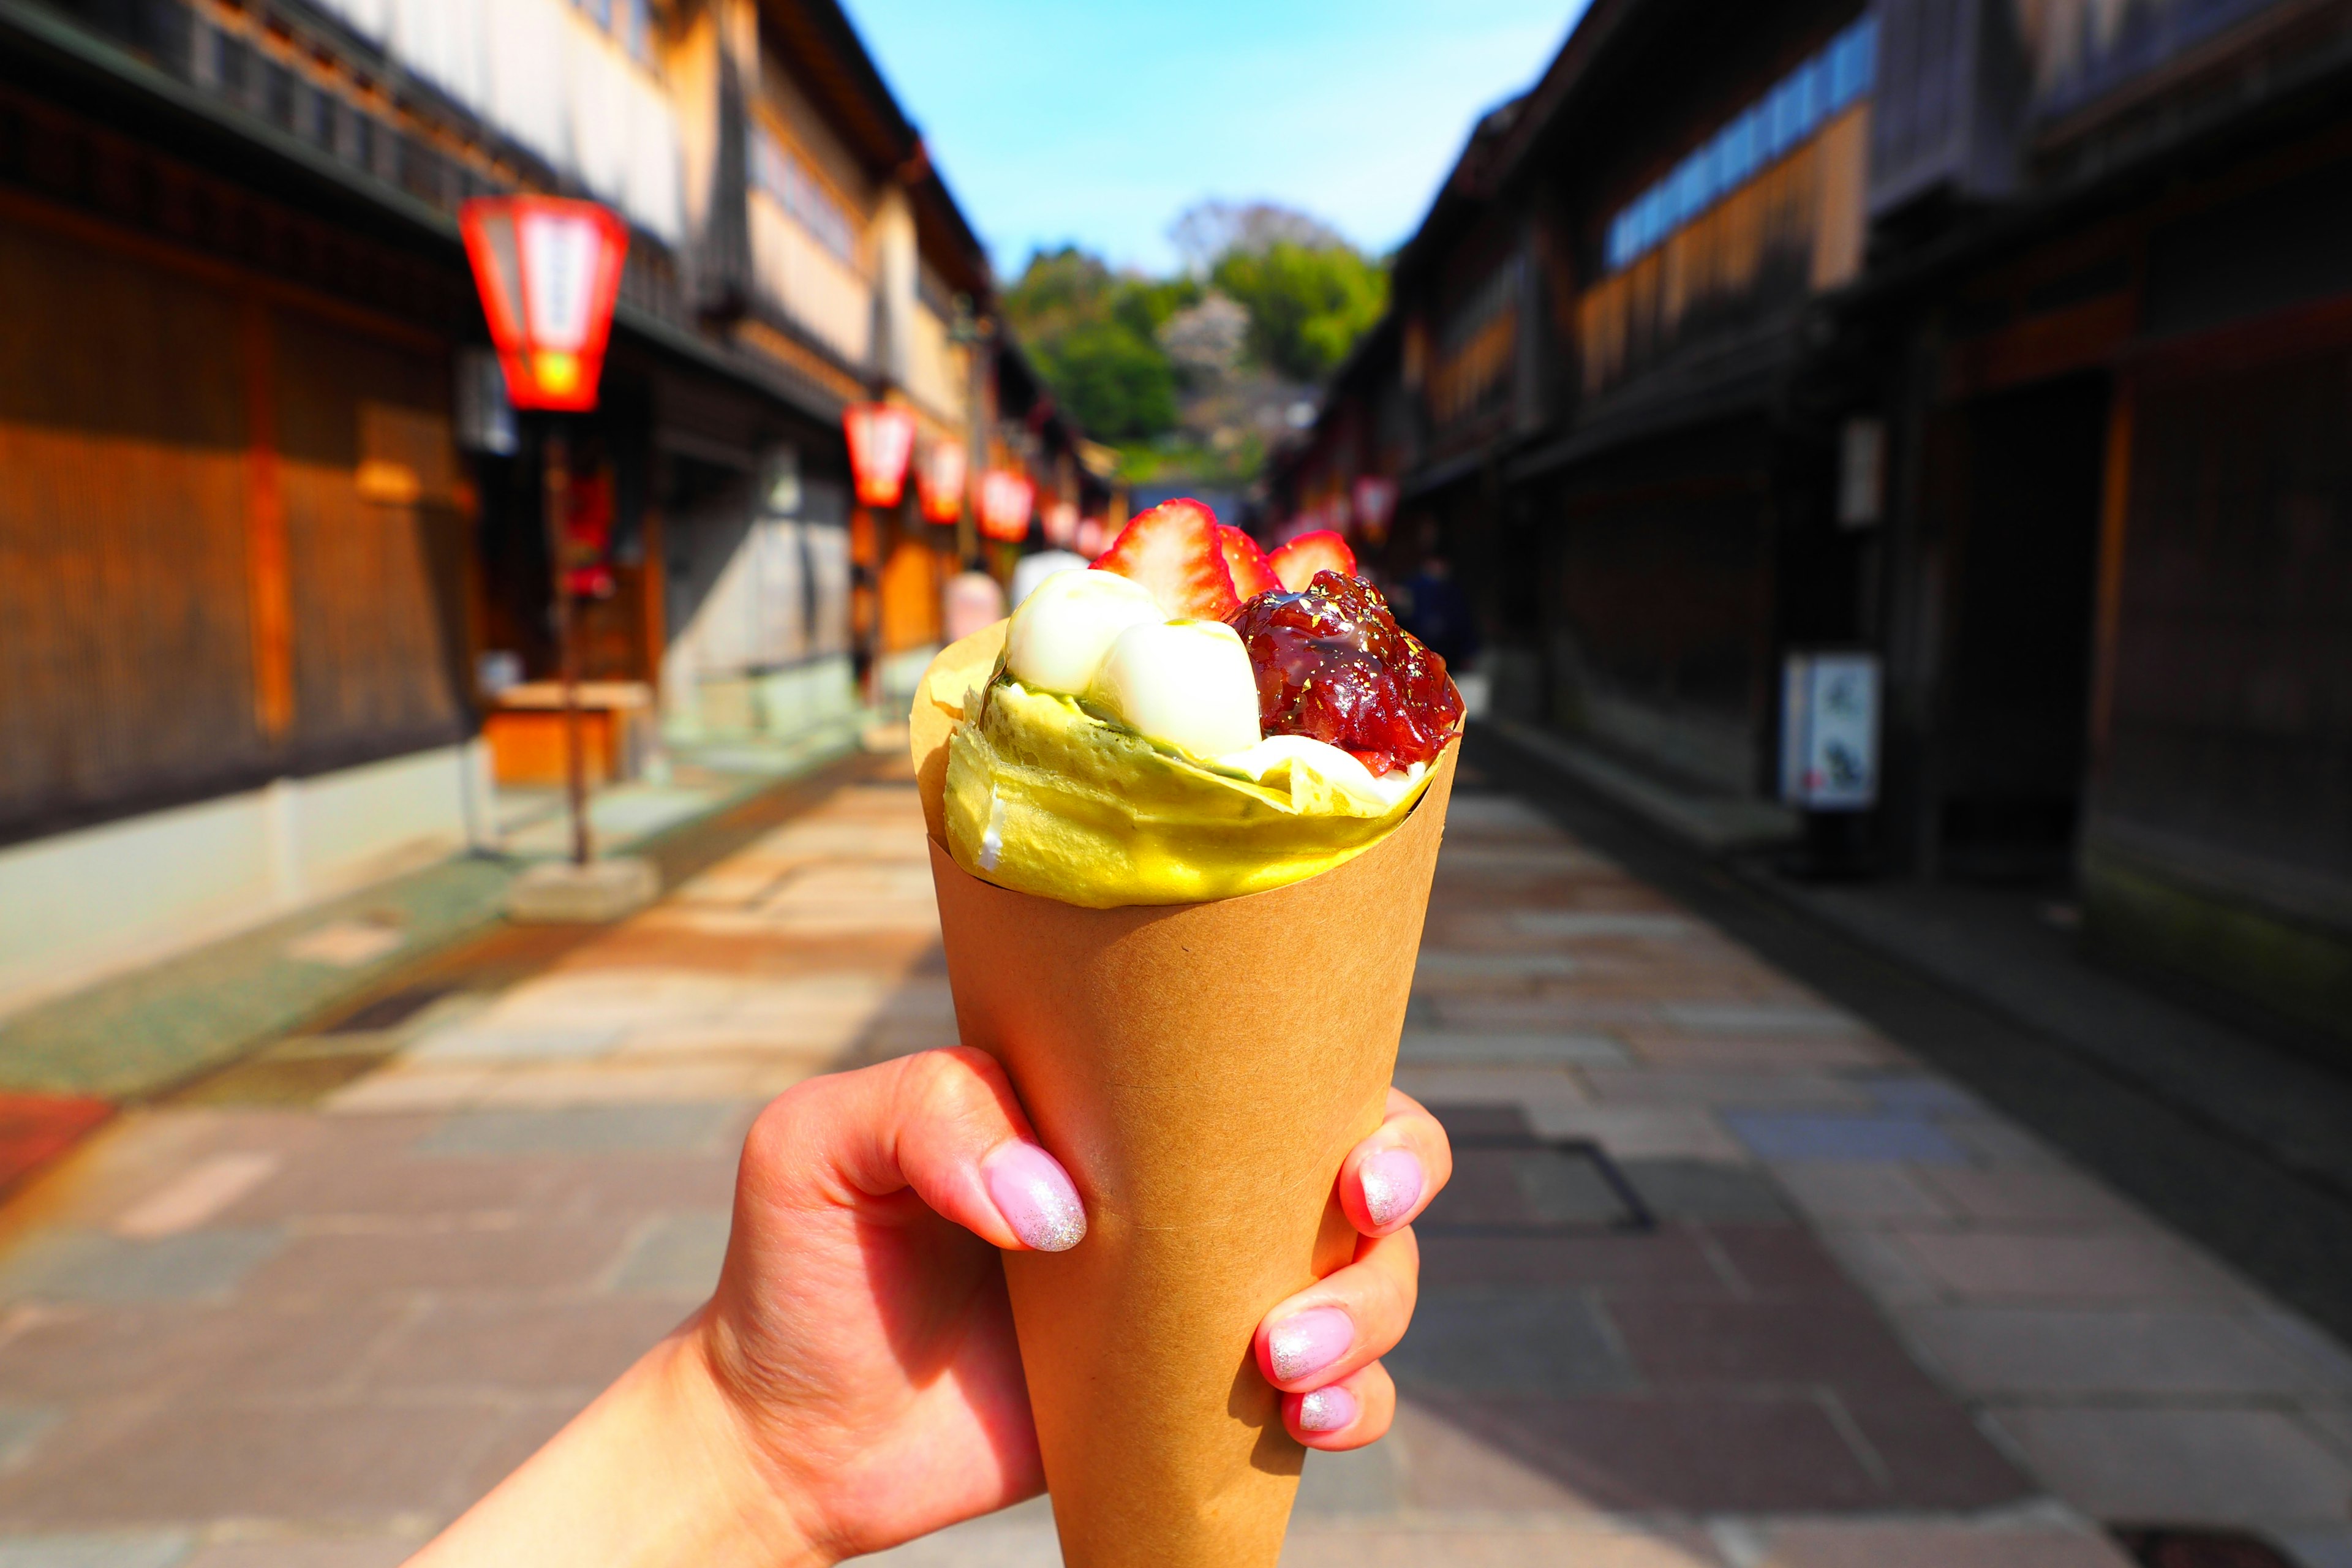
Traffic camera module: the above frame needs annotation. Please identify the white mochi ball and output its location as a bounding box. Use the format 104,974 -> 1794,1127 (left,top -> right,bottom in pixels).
1003,568 -> 1166,696
1089,620 -> 1263,760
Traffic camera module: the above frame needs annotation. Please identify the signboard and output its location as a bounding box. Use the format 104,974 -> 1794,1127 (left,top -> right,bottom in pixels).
1780,651 -> 1879,810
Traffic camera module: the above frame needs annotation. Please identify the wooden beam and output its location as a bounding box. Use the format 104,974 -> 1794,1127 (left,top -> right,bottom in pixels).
242,296 -> 295,741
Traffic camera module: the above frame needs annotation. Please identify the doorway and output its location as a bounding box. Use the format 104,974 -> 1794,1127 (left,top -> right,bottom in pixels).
1937,372 -> 2109,881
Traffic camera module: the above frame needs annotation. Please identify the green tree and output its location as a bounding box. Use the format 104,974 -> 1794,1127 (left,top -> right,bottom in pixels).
1003,247 -> 1185,442
1209,240 -> 1388,383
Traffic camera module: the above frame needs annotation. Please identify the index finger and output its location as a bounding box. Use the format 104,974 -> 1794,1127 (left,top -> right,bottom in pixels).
1336,1087 -> 1452,1237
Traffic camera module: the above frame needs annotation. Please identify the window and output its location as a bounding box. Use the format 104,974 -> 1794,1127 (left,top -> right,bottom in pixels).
753,123 -> 859,266
575,0 -> 652,66
1604,15 -> 1877,272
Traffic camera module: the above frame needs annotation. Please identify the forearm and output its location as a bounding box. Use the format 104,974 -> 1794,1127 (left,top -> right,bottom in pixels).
407,1315 -> 825,1568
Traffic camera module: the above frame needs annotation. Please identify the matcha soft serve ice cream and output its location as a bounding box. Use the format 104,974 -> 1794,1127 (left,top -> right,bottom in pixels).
939,500 -> 1461,907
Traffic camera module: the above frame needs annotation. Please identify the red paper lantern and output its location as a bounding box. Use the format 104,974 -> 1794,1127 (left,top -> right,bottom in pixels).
978,469 -> 1035,542
843,403 -> 918,508
1352,476 -> 1399,543
458,196 -> 630,413
916,439 -> 968,524
1043,500 -> 1079,548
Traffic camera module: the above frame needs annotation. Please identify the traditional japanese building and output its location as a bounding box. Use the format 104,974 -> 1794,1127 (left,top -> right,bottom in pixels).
0,0 -> 1090,1008
1278,0 -> 2352,1041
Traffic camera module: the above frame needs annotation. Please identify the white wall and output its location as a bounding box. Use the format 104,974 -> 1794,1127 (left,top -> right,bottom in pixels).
309,0 -> 684,243
0,742 -> 494,1020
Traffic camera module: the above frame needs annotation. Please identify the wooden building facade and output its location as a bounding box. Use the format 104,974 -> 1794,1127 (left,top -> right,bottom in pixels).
0,0 -> 1069,1009
1276,0 -> 2352,1042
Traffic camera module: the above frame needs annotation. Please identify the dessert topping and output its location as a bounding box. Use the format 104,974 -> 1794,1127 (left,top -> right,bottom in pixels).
1091,499 -> 1240,620
1267,530 -> 1358,593
1217,525 -> 1283,600
1227,570 -> 1462,774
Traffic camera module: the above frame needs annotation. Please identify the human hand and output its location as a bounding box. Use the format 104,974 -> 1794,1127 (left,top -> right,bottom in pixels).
409,1049 -> 1452,1568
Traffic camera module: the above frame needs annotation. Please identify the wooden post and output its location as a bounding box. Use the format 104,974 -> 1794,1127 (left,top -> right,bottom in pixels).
2086,379 -> 2135,791
242,296 -> 295,741
543,425 -> 591,867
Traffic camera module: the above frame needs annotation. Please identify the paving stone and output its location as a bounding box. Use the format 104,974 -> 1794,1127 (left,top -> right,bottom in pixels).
1292,1443 -> 1399,1516
1396,1031 -> 1629,1066
1624,1033 -> 1897,1071
1418,1231 -> 1736,1298
404,1025 -> 626,1063
1772,1161 -> 1956,1222
1855,1074 -> 1986,1118
2280,1528 -> 2352,1568
1941,1117 -> 2066,1169
1521,1104 -> 1746,1162
1406,1389 -> 1887,1512
1751,1519 -> 2135,1567
2254,1311 -> 2352,1392
606,1212 -> 732,1297
1898,1231 -> 2248,1306
1835,1393 -> 2038,1508
242,1222 -> 633,1299
1988,1406 -> 2352,1526
363,1297 -> 685,1391
0,1303 -> 402,1401
856,1497 -> 1058,1566
1902,1306 -> 2331,1397
1613,1301 -> 1942,1396
0,1408 -> 54,1468
1513,912 -> 1702,940
1914,1167 -> 2139,1226
1722,1112 -> 1968,1165
1619,1159 -> 1792,1222
0,1535 -> 192,1568
1439,795 -> 1560,834
0,1399 -> 508,1527
1660,1003 -> 1860,1035
1581,1067 -> 1875,1109
1284,1519 -> 1732,1566
1705,1224 -> 1885,1302
1814,1226 -> 1946,1306
2305,1404 -> 2352,1463
413,1104 -> 742,1157
0,1231 -> 285,1306
1390,1067 -> 1589,1117
1386,1287 -> 1637,1396
179,1542 -> 417,1568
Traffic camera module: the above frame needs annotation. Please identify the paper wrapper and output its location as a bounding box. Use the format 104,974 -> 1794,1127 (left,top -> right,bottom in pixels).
912,622 -> 1457,1567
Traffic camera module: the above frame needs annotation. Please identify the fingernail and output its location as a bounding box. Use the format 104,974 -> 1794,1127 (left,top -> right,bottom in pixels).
984,1142 -> 1087,1252
1298,1386 -> 1359,1433
1360,1147 -> 1424,1229
1267,1306 -> 1353,1383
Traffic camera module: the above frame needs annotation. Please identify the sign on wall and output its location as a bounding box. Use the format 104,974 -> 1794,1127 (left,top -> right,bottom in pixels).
1780,651 -> 1880,810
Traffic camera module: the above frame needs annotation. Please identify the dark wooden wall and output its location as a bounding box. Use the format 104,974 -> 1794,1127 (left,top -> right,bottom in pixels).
0,202 -> 467,845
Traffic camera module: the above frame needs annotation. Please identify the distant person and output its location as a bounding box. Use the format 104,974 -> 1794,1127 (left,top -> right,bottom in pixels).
403,1050 -> 1451,1565
943,570 -> 1007,643
1398,554 -> 1478,671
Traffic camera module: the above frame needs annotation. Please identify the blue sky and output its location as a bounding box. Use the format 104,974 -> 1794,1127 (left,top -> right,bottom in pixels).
837,0 -> 1590,278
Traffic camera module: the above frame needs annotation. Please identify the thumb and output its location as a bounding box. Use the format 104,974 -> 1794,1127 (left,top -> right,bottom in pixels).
741,1047 -> 1087,1253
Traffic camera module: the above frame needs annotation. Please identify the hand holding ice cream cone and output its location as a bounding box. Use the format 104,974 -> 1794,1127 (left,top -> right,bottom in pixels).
914,498 -> 1466,1565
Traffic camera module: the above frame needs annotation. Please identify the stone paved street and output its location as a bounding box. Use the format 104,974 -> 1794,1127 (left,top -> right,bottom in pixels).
1,752 -> 2347,1566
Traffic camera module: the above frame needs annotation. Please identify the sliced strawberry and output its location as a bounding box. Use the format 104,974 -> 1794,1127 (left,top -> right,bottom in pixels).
1091,498 -> 1239,619
1267,529 -> 1358,592
1217,525 -> 1282,601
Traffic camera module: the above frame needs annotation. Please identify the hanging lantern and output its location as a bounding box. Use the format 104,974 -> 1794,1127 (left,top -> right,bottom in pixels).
1043,500 -> 1079,548
916,439 -> 968,524
1352,476 -> 1399,545
978,469 -> 1035,542
458,196 -> 630,413
1074,516 -> 1106,559
843,402 -> 918,508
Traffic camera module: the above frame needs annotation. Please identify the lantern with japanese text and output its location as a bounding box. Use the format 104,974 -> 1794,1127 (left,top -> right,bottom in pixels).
979,469 -> 1035,542
458,197 -> 629,413
844,402 -> 918,508
917,439 -> 968,524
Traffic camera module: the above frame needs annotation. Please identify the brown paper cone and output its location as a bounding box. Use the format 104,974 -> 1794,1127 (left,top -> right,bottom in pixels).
912,624 -> 1456,1567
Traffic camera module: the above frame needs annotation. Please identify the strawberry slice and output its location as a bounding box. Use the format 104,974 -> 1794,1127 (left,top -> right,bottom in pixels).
1267,529 -> 1358,592
1091,498 -> 1239,619
1217,525 -> 1282,601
